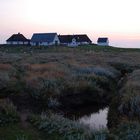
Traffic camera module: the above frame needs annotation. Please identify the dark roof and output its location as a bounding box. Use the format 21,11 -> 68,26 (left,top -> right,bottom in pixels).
58,35 -> 92,43
7,33 -> 29,42
31,33 -> 57,43
97,38 -> 108,43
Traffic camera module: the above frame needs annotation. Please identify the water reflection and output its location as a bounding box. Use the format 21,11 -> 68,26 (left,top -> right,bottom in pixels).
79,107 -> 109,130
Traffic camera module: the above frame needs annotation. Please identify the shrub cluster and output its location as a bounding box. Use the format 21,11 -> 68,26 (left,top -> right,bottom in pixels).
118,70 -> 140,119
28,113 -> 108,140
16,135 -> 28,140
0,99 -> 19,126
112,122 -> 140,140
0,62 -> 119,112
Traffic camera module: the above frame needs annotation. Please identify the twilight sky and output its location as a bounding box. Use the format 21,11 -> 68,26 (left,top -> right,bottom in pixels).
0,0 -> 140,48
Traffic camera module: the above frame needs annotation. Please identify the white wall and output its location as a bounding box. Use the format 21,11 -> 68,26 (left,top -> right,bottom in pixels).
7,41 -> 12,45
31,42 -> 48,46
7,41 -> 29,45
39,42 -> 48,46
24,42 -> 29,45
68,43 -> 78,47
53,34 -> 60,45
67,41 -> 91,47
30,42 -> 36,46
68,38 -> 78,47
98,42 -> 109,46
80,42 -> 91,45
61,41 -> 91,47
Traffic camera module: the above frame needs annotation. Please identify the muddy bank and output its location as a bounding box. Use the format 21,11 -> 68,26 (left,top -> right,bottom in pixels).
108,66 -> 140,129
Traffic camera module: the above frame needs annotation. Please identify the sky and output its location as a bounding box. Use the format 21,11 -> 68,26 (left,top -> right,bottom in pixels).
0,0 -> 140,48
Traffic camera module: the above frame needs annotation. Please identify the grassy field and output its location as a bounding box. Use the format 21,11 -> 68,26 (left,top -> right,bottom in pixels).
0,45 -> 140,139
1,44 -> 140,53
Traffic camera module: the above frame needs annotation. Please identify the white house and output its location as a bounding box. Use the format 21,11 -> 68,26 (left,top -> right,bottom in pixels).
58,34 -> 92,47
97,38 -> 109,46
31,33 -> 60,46
6,33 -> 30,45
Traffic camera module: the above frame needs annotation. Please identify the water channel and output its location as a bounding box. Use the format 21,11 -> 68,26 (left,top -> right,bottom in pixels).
79,107 -> 109,130
65,105 -> 109,130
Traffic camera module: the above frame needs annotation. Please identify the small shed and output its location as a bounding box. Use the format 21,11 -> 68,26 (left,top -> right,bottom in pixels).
97,38 -> 109,46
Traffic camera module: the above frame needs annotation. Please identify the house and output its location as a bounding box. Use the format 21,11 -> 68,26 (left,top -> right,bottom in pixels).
31,33 -> 60,46
58,34 -> 92,47
97,38 -> 109,46
6,33 -> 30,45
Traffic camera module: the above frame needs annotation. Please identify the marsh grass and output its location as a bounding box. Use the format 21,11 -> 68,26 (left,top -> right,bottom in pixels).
0,123 -> 45,140
0,45 -> 140,139
112,122 -> 140,140
118,70 -> 140,119
28,113 -> 109,140
0,99 -> 19,126
16,135 -> 28,140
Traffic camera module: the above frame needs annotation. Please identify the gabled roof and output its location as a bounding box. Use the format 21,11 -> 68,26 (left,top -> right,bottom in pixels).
58,35 -> 73,43
58,35 -> 92,43
97,38 -> 108,43
7,33 -> 29,42
31,33 -> 57,43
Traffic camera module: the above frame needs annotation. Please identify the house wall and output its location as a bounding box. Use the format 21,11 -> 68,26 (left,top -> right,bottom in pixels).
68,43 -> 78,47
80,42 -> 91,45
68,38 -> 78,47
7,41 -> 12,45
30,42 -> 36,46
98,42 -> 109,46
67,41 -> 91,47
7,41 -> 29,45
98,40 -> 109,46
52,35 -> 60,45
40,42 -> 48,46
24,42 -> 29,45
31,42 -> 49,46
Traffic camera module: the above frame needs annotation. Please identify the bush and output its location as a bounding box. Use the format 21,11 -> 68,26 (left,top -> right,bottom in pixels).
26,77 -> 61,99
0,72 -> 11,98
29,113 -> 109,140
118,70 -> 140,118
110,62 -> 134,74
113,122 -> 140,140
118,95 -> 140,118
48,97 -> 61,108
0,99 -> 19,126
16,135 -> 28,140
73,66 -> 119,79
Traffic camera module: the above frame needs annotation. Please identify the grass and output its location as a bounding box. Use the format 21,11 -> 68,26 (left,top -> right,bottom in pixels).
0,124 -> 45,140
0,44 -> 140,53
28,112 -> 109,140
0,99 -> 19,126
111,121 -> 140,140
0,49 -> 121,110
108,70 -> 140,128
118,70 -> 140,119
28,113 -> 140,140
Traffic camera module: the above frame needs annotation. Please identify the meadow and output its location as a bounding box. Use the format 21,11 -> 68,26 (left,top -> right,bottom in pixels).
0,44 -> 140,140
